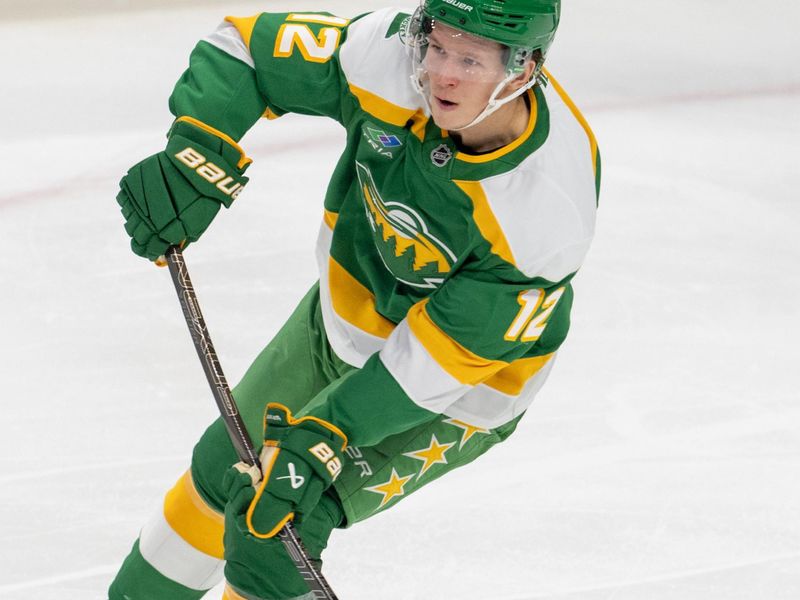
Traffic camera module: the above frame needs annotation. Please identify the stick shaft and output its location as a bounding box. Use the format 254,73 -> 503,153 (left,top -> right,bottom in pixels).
165,247 -> 339,600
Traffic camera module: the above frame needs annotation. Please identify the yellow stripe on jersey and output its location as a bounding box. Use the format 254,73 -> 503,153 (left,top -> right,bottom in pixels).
163,470 -> 224,559
410,113 -> 428,142
348,84 -> 428,140
329,257 -> 396,339
455,180 -> 516,267
323,209 -> 339,229
544,69 -> 599,176
224,15 -> 260,49
455,89 -> 538,164
483,353 -> 554,395
262,107 -> 281,120
223,584 -> 248,600
407,298 -> 507,385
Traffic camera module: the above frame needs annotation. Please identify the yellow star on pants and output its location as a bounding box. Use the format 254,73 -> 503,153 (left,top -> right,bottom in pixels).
443,418 -> 491,450
403,434 -> 455,479
364,468 -> 414,508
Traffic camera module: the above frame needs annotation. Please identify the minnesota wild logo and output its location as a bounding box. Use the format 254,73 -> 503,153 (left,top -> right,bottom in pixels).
356,162 -> 456,289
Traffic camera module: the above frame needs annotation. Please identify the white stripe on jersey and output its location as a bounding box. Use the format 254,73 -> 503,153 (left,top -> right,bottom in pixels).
204,21 -> 255,69
380,317 -> 557,428
380,319 -> 472,414
448,356 -> 556,427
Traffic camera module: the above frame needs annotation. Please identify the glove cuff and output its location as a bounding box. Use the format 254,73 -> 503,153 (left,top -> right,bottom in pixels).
169,116 -> 252,170
263,403 -> 347,485
264,403 -> 348,450
165,118 -> 251,209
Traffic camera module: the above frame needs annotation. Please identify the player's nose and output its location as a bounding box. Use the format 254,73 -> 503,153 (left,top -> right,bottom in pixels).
431,64 -> 460,87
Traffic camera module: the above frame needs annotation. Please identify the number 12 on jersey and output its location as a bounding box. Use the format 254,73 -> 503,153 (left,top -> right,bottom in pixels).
505,287 -> 565,342
274,13 -> 349,63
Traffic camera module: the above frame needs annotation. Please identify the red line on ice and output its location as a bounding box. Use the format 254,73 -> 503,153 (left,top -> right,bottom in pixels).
1,83 -> 798,210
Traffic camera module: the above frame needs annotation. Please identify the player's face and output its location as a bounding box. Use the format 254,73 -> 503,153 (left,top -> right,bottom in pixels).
422,24 -> 509,130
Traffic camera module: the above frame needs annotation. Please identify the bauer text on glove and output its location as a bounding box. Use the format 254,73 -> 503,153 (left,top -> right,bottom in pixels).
116,117 -> 251,261
224,403 -> 347,539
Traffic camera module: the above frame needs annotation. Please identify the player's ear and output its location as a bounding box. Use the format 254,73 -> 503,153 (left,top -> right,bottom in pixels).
508,59 -> 537,92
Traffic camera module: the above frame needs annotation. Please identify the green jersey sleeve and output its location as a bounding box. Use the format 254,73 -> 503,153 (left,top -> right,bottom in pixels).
168,10 -> 367,139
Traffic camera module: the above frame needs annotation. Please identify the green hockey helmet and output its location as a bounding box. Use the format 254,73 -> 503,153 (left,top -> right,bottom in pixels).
414,0 -> 560,73
406,0 -> 560,130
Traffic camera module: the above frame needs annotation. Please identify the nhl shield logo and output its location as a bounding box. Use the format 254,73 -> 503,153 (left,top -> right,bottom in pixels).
430,144 -> 453,168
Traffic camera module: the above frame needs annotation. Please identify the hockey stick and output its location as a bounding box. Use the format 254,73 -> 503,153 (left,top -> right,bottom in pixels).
164,246 -> 339,600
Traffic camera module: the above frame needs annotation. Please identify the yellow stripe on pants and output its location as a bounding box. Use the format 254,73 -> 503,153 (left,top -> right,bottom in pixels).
163,470 -> 225,559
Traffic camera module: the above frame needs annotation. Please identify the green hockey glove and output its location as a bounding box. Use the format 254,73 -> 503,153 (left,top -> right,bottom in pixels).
223,403 -> 348,539
116,117 -> 251,261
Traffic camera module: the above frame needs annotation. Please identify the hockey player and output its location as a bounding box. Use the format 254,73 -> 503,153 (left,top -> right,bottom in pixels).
110,0 -> 600,598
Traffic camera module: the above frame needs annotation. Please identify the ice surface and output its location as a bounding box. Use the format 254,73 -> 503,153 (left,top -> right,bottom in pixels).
1,1 -> 798,598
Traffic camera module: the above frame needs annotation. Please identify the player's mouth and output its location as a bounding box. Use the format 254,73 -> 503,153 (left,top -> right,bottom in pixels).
434,96 -> 459,111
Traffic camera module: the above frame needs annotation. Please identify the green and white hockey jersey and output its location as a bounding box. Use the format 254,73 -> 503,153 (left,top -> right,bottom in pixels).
170,8 -> 600,446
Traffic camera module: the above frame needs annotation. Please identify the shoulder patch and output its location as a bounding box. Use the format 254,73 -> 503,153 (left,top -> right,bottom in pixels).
385,11 -> 410,39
